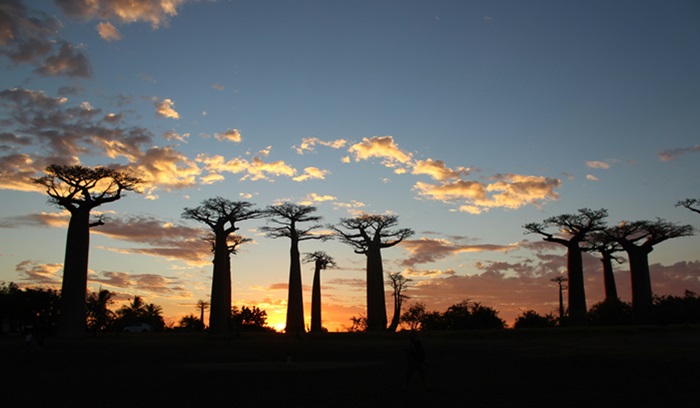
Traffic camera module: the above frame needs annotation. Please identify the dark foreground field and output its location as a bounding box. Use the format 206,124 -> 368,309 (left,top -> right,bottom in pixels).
4,326 -> 699,408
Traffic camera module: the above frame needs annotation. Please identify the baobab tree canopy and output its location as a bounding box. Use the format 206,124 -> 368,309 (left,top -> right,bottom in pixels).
182,197 -> 262,337
524,208 -> 608,325
333,214 -> 414,331
32,164 -> 142,338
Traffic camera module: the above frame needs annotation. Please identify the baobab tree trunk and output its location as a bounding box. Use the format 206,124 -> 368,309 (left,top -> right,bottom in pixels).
310,262 -> 322,333
58,208 -> 91,338
387,295 -> 401,332
366,246 -> 387,331
209,233 -> 232,336
626,248 -> 654,323
566,244 -> 588,325
601,256 -> 618,301
285,239 -> 305,334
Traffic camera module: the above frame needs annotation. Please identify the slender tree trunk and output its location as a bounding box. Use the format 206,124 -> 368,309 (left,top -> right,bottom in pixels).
387,293 -> 401,332
601,255 -> 618,301
626,247 -> 654,323
558,284 -> 565,320
58,208 -> 91,338
310,262 -> 322,333
566,244 -> 588,325
366,246 -> 387,331
209,232 -> 231,336
285,238 -> 305,334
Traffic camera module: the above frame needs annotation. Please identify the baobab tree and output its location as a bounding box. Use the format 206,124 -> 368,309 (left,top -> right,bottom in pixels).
524,208 -> 608,325
182,197 -> 262,337
303,251 -> 336,333
386,271 -> 411,332
550,276 -> 567,321
583,232 -> 624,301
605,219 -> 693,323
196,299 -> 210,328
32,164 -> 142,337
676,198 -> 700,215
332,214 -> 414,331
261,203 -> 331,334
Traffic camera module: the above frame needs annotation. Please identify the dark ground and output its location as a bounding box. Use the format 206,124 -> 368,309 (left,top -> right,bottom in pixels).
3,326 -> 699,407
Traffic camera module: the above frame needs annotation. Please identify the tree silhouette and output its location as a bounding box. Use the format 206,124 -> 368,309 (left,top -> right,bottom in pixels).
386,271 -> 411,332
117,295 -> 147,326
86,289 -> 115,333
303,251 -> 336,333
550,276 -> 567,321
182,197 -> 262,337
605,219 -> 694,323
676,198 -> 700,215
583,232 -> 624,301
524,208 -> 608,325
332,214 -> 414,331
196,299 -> 209,328
261,202 -> 330,334
32,164 -> 142,337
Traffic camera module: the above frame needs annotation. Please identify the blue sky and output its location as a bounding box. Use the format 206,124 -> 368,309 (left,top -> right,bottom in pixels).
1,0 -> 699,331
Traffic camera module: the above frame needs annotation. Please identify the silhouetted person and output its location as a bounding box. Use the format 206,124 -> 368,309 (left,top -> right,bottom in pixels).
405,331 -> 431,389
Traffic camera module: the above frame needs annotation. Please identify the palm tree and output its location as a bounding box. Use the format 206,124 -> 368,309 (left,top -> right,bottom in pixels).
86,289 -> 115,333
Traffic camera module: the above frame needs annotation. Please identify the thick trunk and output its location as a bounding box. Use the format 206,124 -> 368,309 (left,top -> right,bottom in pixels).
285,239 -> 305,334
566,244 -> 588,325
58,208 -> 91,337
209,233 -> 231,336
310,263 -> 322,333
601,256 -> 618,301
626,247 -> 653,323
366,246 -> 387,331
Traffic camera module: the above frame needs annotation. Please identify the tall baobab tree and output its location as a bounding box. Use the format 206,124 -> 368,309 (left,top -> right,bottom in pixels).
524,208 -> 608,325
583,232 -> 624,301
303,251 -> 336,333
196,299 -> 210,328
606,219 -> 693,323
332,214 -> 414,331
32,164 -> 142,337
182,197 -> 262,337
386,271 -> 411,332
550,276 -> 567,321
676,198 -> 700,215
261,203 -> 331,334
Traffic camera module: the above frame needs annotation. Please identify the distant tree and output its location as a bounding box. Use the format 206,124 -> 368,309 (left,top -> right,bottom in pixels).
303,251 -> 336,333
143,303 -> 165,330
550,276 -> 567,322
606,219 -> 693,323
196,299 -> 209,328
261,203 -> 331,334
676,198 -> 700,215
33,164 -> 142,337
513,310 -> 558,329
587,298 -> 633,326
583,232 -> 624,301
348,314 -> 367,332
230,305 -> 273,332
653,290 -> 700,325
401,302 -> 428,331
386,272 -> 411,332
182,197 -> 262,337
116,295 -> 147,327
178,314 -> 204,331
332,214 -> 414,331
524,208 -> 609,325
443,300 -> 506,330
86,289 -> 115,333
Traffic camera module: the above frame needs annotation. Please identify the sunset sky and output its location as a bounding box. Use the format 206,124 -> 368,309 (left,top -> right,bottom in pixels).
1,0 -> 699,332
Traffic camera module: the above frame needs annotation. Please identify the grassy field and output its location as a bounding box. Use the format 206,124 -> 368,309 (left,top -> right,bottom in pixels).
4,326 -> 699,407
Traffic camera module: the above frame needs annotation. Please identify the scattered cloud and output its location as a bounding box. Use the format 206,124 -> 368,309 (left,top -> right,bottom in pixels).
15,260 -> 63,285
153,97 -> 179,119
293,137 -> 347,154
214,128 -> 242,143
658,145 -> 700,162
347,136 -> 413,168
196,154 -> 297,182
212,83 -> 224,91
412,158 -> 471,181
55,0 -> 186,29
400,237 -> 519,267
586,160 -> 610,169
586,174 -> 599,181
293,166 -> 329,182
96,21 -> 122,41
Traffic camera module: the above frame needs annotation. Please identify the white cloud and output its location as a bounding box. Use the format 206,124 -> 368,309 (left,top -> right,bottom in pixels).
153,97 -> 179,119
96,21 -> 122,41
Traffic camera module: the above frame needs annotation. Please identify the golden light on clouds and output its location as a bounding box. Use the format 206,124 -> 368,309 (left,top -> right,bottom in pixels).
153,97 -> 179,119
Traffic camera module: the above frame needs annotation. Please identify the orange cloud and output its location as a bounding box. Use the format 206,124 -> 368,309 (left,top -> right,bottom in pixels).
347,136 -> 413,167
96,21 -> 122,41
293,166 -> 329,182
153,97 -> 179,119
56,0 -> 185,29
400,237 -> 519,267
214,129 -> 242,143
293,137 -> 347,154
412,158 -> 471,181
